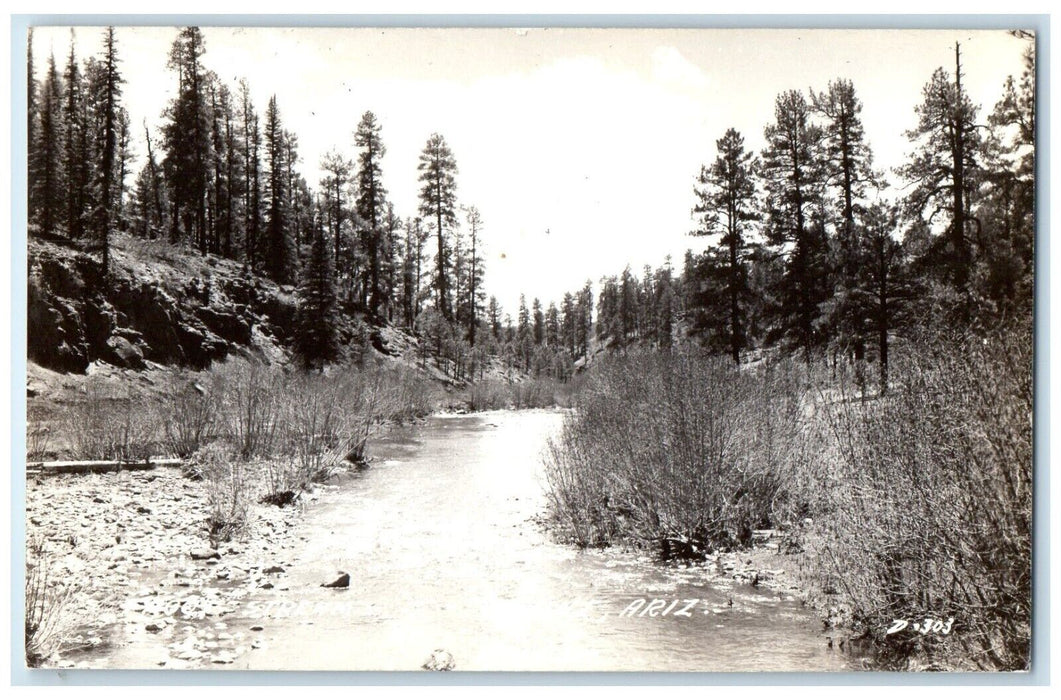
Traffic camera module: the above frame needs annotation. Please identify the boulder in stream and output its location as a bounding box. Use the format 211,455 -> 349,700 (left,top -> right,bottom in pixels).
320,571 -> 350,589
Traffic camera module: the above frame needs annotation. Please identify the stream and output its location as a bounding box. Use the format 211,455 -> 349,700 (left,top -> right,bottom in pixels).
215,409 -> 850,672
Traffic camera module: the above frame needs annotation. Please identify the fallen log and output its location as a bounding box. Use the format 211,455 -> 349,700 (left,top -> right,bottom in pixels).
26,457 -> 183,476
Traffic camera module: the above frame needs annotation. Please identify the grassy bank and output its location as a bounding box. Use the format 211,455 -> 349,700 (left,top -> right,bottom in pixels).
542,323 -> 1032,671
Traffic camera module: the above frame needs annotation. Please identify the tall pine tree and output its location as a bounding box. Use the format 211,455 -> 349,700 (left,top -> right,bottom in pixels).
417,133 -> 459,321
691,127 -> 758,364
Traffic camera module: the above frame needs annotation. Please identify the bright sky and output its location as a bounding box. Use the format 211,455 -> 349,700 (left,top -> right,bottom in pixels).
29,26 -> 1030,316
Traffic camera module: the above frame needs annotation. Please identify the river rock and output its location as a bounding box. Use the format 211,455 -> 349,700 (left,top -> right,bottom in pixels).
422,649 -> 455,671
190,548 -> 220,561
321,572 -> 350,588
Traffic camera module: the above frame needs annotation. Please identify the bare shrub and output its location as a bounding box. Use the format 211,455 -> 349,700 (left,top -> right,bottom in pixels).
26,407 -> 53,462
262,364 -> 439,504
543,349 -> 804,554
336,367 -> 399,464
214,359 -> 283,459
468,379 -> 511,411
64,380 -> 159,461
25,537 -> 80,667
197,443 -> 251,547
511,377 -> 562,409
384,365 -> 440,423
277,372 -> 359,488
162,377 -> 218,458
809,322 -> 1032,670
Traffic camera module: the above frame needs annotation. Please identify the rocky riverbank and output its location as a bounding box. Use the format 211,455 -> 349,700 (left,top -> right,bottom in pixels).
25,463 -> 340,669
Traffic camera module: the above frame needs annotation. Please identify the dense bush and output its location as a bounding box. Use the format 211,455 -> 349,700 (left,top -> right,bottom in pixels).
467,379 -> 511,411
544,323 -> 1031,670
466,376 -> 582,412
810,322 -> 1032,670
543,348 -> 808,552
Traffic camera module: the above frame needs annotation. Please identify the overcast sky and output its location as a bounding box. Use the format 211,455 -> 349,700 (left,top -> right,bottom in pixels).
30,26 -> 1030,316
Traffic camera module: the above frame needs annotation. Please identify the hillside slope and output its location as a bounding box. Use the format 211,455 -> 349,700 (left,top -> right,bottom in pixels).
28,233 -> 389,374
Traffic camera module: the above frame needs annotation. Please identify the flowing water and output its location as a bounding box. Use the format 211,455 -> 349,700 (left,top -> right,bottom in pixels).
215,409 -> 850,672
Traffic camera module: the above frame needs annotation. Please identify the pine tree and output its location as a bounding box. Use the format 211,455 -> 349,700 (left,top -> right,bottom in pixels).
576,281 -> 593,357
488,295 -> 503,340
263,95 -> 294,284
381,202 -> 402,322
978,40 -> 1035,314
812,79 -> 879,362
162,27 -> 211,248
400,216 -> 429,328
113,107 -> 133,231
859,201 -> 910,392
218,83 -> 245,258
532,298 -> 544,346
692,127 -> 758,363
560,292 -> 576,355
451,224 -> 466,333
898,44 -> 983,300
240,82 -> 263,268
761,89 -> 829,360
355,111 -> 388,317
464,206 -> 486,345
417,133 -> 459,320
545,302 -> 560,348
655,263 -> 675,350
619,266 -> 638,345
93,27 -> 123,278
131,136 -> 168,240
63,35 -> 91,240
30,52 -> 64,236
27,28 -> 37,207
319,149 -> 352,287
296,214 -> 340,370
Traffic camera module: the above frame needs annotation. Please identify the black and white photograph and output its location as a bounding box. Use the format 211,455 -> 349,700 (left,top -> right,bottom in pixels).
20,22 -> 1036,674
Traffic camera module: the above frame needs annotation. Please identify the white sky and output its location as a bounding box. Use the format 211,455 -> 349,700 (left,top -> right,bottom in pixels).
29,26 -> 1030,316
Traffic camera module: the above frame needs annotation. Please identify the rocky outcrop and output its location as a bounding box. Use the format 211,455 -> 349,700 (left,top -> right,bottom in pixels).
27,235 -> 306,374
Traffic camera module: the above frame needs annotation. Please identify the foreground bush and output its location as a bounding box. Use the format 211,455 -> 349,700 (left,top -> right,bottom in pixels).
196,443 -> 252,546
543,348 -> 808,553
811,323 -> 1032,670
207,359 -> 439,505
25,537 -> 79,667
